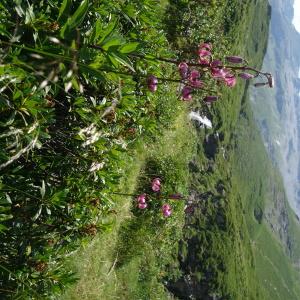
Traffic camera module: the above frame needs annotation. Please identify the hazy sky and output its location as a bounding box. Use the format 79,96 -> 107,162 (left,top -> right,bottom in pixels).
293,0 -> 300,32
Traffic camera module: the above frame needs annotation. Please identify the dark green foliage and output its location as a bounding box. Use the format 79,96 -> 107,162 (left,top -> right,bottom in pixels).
0,0 -> 179,297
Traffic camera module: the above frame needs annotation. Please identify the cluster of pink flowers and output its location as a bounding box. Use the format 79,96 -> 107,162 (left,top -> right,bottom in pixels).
136,178 -> 176,218
145,42 -> 273,102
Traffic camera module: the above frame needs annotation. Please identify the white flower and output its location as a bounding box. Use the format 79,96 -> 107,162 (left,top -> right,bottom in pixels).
89,162 -> 105,172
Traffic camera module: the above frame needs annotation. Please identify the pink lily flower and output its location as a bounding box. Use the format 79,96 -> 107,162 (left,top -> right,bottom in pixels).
151,178 -> 161,192
199,42 -> 212,51
189,70 -> 204,88
163,209 -> 172,217
181,86 -> 193,101
138,202 -> 147,209
198,49 -> 211,65
137,194 -> 146,204
147,75 -> 158,92
178,62 -> 189,79
224,76 -> 237,87
162,203 -> 172,217
211,67 -> 228,78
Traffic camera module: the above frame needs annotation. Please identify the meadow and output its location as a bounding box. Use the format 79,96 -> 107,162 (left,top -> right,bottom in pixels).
1,0 -> 300,299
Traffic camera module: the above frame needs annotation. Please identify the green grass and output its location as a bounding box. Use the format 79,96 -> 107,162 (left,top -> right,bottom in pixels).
62,106 -> 197,299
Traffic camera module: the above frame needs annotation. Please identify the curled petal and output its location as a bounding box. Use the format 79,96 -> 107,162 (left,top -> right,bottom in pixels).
182,86 -> 193,101
224,76 -> 237,87
198,49 -> 211,65
162,204 -> 171,211
190,80 -> 204,88
151,178 -> 161,192
137,194 -> 146,204
138,202 -> 147,209
199,43 -> 212,51
163,209 -> 172,217
162,203 -> 172,217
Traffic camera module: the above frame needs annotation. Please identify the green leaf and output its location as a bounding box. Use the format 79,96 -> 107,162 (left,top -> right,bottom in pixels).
99,17 -> 117,44
67,0 -> 89,29
26,245 -> 31,256
120,42 -> 139,54
109,52 -> 135,72
32,205 -> 42,221
79,64 -> 106,82
40,180 -> 45,199
58,0 -> 71,23
60,0 -> 89,38
101,37 -> 124,51
0,224 -> 8,233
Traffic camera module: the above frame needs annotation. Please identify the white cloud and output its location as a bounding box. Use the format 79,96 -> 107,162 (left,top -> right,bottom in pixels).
293,0 -> 300,33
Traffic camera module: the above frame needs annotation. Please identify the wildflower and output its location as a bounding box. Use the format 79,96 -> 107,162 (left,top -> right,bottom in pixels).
162,204 -> 172,217
225,56 -> 244,64
198,49 -> 211,65
138,202 -> 147,209
211,67 -> 229,78
89,161 -> 105,172
239,73 -> 254,80
224,76 -> 237,87
178,62 -> 189,79
204,96 -> 218,103
189,70 -> 204,88
182,86 -> 193,101
199,42 -> 212,51
151,178 -> 161,192
137,194 -> 146,204
147,75 -> 158,92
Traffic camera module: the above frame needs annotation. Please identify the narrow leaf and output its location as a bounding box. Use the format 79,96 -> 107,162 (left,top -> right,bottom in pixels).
109,52 -> 135,72
120,42 -> 139,54
58,0 -> 71,23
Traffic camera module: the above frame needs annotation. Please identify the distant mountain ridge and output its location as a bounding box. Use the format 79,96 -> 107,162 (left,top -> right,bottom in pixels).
250,0 -> 300,215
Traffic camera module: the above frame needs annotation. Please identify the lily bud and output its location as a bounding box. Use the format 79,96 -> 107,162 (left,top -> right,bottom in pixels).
239,73 -> 254,80
254,82 -> 267,88
226,56 -> 244,64
204,96 -> 218,103
267,75 -> 274,88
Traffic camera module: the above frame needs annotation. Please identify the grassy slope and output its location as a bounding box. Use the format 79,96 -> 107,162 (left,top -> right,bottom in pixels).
233,99 -> 300,300
62,104 -> 197,299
